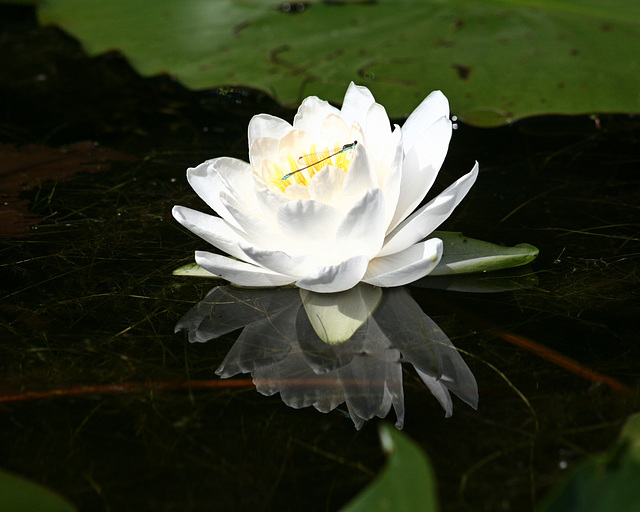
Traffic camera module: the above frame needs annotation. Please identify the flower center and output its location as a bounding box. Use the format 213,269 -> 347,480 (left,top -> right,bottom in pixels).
268,141 -> 356,192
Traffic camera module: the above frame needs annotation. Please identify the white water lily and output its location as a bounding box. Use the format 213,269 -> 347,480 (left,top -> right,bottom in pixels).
173,83 -> 478,293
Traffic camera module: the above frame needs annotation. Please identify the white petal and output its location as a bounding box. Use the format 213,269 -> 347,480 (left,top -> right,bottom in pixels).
254,183 -> 289,224
335,188 -> 386,259
341,82 -> 376,127
249,137 -> 280,171
186,157 -> 251,228
307,166 -> 346,206
387,147 -> 438,232
402,90 -> 450,152
295,255 -> 369,293
389,118 -> 453,232
278,129 -> 315,163
222,194 -> 284,249
317,115 -> 351,149
195,251 -> 294,287
390,113 -> 452,231
364,238 -> 443,287
342,142 -> 378,197
379,127 -> 404,227
283,184 -> 310,201
364,101 -> 392,148
172,206 -> 247,260
248,114 -> 292,149
409,116 -> 453,174
276,199 -> 342,253
293,96 -> 341,136
240,245 -> 315,278
379,162 -> 479,257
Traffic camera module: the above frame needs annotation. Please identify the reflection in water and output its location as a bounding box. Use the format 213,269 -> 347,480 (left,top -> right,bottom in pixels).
176,284 -> 478,429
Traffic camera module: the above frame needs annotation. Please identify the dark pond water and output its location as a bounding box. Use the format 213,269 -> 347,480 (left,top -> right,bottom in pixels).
1,6 -> 639,512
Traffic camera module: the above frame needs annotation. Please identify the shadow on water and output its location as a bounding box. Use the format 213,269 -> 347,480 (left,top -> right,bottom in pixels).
1,5 -> 639,512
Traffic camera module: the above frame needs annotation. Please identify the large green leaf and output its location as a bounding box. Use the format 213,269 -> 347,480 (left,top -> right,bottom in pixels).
0,470 -> 76,512
340,423 -> 439,512
37,0 -> 640,126
539,413 -> 640,512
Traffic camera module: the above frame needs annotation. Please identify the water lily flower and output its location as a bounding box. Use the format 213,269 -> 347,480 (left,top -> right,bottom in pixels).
173,83 -> 478,293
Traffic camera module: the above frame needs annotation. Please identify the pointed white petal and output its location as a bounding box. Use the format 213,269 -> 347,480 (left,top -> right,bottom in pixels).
239,245 -> 313,278
409,116 -> 453,174
379,162 -> 479,257
186,157 -> 251,228
295,255 -> 369,293
364,238 -> 443,287
172,206 -> 247,260
402,90 -> 450,152
341,82 -> 376,127
195,251 -> 294,287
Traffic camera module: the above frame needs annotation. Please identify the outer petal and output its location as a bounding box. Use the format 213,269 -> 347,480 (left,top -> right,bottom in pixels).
379,162 -> 479,257
296,255 -> 369,293
172,206 -> 247,260
363,238 -> 443,287
195,251 -> 295,287
409,115 -> 452,175
186,157 -> 251,229
401,90 -> 450,152
240,245 -> 319,278
389,117 -> 453,231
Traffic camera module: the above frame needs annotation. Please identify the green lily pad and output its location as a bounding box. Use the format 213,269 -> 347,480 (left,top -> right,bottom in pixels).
430,231 -> 539,276
36,0 -> 640,126
539,413 -> 640,512
340,423 -> 438,512
0,469 -> 76,512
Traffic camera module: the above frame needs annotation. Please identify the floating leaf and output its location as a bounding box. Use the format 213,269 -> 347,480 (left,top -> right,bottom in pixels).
37,0 -> 640,126
340,423 -> 438,512
539,413 -> 640,512
0,469 -> 76,512
430,231 -> 539,275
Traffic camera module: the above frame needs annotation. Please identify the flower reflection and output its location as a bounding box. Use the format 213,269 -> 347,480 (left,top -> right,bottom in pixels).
176,284 -> 477,429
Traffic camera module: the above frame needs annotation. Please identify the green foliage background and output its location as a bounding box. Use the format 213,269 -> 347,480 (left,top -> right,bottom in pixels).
32,0 -> 640,126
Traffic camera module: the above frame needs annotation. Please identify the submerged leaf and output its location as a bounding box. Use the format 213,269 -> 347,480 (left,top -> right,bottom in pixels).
340,423 -> 438,512
539,413 -> 640,512
0,470 -> 76,512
